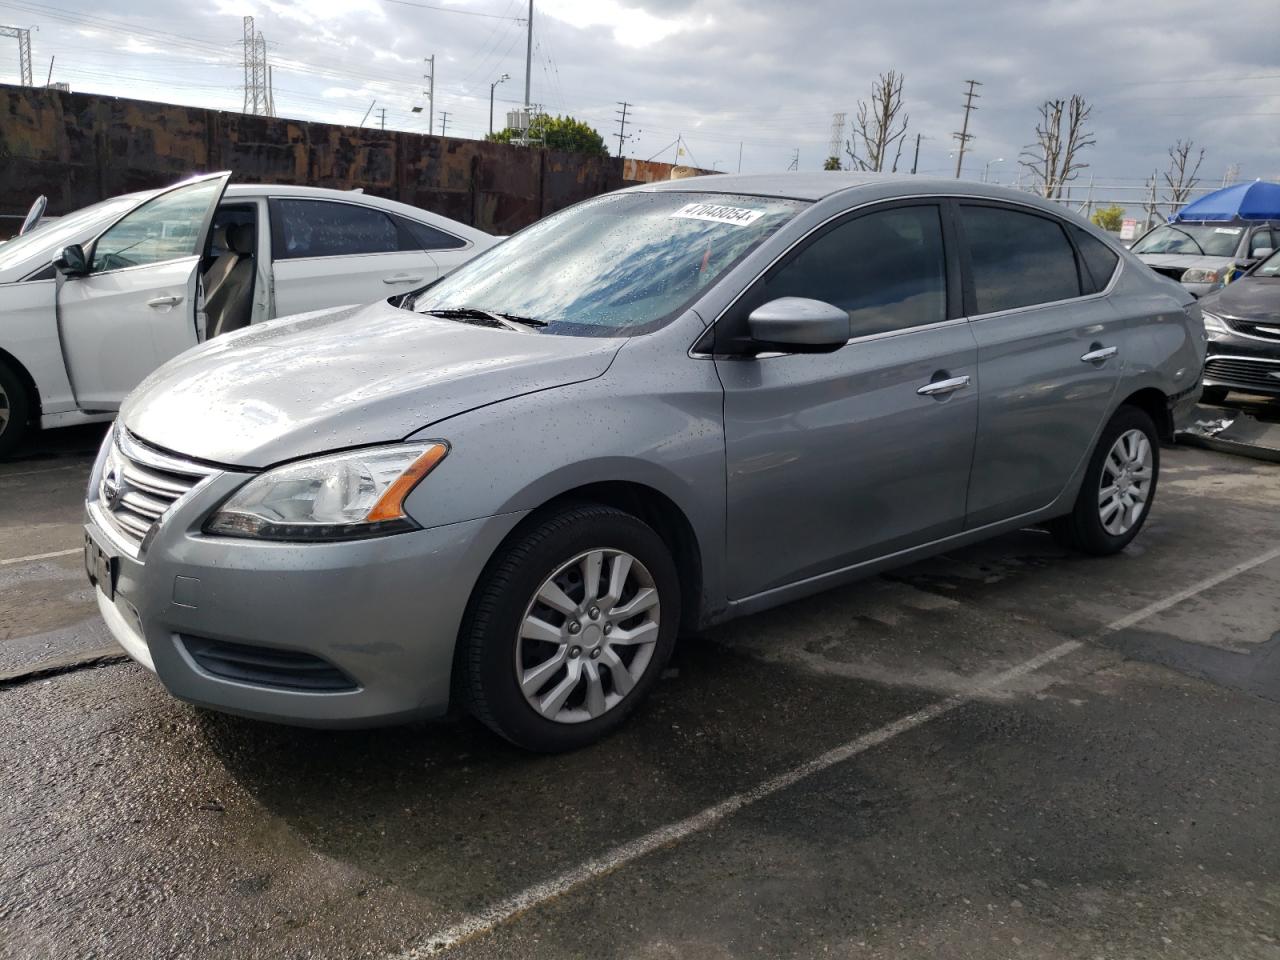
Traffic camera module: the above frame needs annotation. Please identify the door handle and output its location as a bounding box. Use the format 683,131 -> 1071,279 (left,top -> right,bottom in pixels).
917,374 -> 971,397
147,295 -> 183,308
382,274 -> 425,284
1081,345 -> 1118,363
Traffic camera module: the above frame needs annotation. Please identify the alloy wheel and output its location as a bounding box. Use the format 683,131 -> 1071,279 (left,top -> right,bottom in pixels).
1098,428 -> 1153,536
516,548 -> 661,724
0,381 -> 9,437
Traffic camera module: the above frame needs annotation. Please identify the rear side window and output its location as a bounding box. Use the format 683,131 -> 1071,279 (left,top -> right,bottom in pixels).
961,205 -> 1080,314
271,199 -> 402,259
1072,227 -> 1120,293
757,204 -> 948,338
397,216 -> 467,251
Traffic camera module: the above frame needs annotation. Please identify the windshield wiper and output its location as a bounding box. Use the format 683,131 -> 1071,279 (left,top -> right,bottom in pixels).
422,306 -> 547,332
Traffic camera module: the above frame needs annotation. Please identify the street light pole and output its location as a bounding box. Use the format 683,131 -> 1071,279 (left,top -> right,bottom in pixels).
983,157 -> 1005,183
489,73 -> 510,136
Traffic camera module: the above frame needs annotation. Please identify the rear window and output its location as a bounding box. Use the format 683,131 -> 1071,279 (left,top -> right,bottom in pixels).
960,205 -> 1081,314
1072,227 -> 1120,293
271,199 -> 403,259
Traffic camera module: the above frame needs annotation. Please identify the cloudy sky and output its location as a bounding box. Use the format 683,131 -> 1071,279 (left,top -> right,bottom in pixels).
2,0 -> 1277,207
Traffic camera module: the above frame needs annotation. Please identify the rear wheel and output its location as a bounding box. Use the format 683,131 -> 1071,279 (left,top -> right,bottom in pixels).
460,504 -> 680,752
1199,385 -> 1229,406
0,358 -> 32,460
1050,405 -> 1159,556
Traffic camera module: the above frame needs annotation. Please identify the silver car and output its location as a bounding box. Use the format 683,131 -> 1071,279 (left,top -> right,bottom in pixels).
84,174 -> 1205,752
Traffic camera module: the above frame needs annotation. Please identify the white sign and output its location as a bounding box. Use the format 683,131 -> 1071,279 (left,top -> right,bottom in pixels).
671,202 -> 764,227
1120,218 -> 1138,240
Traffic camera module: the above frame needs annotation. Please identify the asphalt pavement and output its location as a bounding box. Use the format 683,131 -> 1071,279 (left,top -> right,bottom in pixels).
1,415 -> 1279,960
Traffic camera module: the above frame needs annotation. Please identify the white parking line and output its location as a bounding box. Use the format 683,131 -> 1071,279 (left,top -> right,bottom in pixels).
0,548 -> 80,567
0,462 -> 90,480
392,544 -> 1280,959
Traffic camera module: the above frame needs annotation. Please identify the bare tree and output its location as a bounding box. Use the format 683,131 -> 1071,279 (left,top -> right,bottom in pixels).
1017,95 -> 1096,199
1162,138 -> 1205,210
844,71 -> 909,173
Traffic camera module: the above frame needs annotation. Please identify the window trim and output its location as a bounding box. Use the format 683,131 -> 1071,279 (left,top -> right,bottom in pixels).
392,213 -> 471,253
710,197 -> 962,356
953,198 -> 1121,321
691,192 -> 1126,359
268,196 -> 426,262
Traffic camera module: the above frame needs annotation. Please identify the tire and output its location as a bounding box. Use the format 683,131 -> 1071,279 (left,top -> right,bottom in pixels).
1199,386 -> 1229,406
0,358 -> 32,460
460,503 -> 681,752
1050,405 -> 1159,556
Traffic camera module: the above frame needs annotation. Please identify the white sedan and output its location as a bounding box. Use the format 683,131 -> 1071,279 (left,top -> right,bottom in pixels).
0,173 -> 499,456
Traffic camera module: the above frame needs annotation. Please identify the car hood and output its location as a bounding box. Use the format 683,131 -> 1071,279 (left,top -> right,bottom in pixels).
121,300 -> 624,468
1137,253 -> 1232,272
1201,278 -> 1280,324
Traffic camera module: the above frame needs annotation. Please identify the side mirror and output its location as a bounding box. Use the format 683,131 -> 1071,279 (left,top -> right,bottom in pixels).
53,243 -> 88,277
746,297 -> 849,353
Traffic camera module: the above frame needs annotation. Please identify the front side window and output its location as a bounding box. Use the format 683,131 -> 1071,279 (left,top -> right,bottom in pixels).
411,191 -> 805,337
1250,229 -> 1275,256
961,205 -> 1080,314
90,178 -> 222,273
1254,249 -> 1280,277
753,204 -> 948,338
271,199 -> 402,259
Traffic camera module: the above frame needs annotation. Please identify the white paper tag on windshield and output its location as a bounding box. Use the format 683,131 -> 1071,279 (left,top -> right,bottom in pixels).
671,202 -> 764,227
1214,227 -> 1243,235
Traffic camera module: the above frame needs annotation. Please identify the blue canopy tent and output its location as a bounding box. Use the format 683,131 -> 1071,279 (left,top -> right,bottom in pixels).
1173,180 -> 1280,222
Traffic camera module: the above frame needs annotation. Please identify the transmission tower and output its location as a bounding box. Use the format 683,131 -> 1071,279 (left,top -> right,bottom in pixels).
1222,163 -> 1240,187
0,26 -> 33,86
828,112 -> 846,165
242,16 -> 274,116
952,79 -> 981,178
787,148 -> 799,172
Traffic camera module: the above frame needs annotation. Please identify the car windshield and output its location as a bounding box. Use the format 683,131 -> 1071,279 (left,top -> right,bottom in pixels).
1255,248 -> 1280,277
0,193 -> 150,274
411,191 -> 806,336
1130,223 -> 1244,258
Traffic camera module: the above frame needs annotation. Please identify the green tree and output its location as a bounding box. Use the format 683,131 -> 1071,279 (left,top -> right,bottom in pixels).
823,155 -> 842,171
486,114 -> 609,156
1091,203 -> 1124,232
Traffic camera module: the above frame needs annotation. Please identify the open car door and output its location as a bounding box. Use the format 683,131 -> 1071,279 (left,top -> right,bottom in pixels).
54,172 -> 230,411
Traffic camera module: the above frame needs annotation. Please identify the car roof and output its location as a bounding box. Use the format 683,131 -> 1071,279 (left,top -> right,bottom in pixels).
630,171 -> 1076,211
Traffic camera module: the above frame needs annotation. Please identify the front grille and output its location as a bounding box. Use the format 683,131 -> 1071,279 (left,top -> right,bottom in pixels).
1204,356 -> 1280,391
182,636 -> 358,692
1224,317 -> 1280,342
99,430 -> 216,549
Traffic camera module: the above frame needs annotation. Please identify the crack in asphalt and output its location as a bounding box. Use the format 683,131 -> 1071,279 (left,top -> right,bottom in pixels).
0,647 -> 128,690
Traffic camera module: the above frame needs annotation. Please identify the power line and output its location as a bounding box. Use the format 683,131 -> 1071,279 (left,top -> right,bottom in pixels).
380,0 -> 525,20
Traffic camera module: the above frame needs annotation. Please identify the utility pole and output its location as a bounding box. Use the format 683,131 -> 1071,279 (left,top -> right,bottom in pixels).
378,107 -> 387,131
523,0 -> 533,111
952,79 -> 981,179
911,132 -> 922,174
614,101 -> 631,157
0,26 -> 32,86
737,141 -> 743,173
361,100 -> 377,127
489,73 -> 510,135
424,56 -> 435,138
438,111 -> 450,137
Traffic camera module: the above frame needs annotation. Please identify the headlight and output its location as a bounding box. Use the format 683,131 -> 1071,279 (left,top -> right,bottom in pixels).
205,442 -> 448,541
1201,311 -> 1230,335
1181,267 -> 1221,284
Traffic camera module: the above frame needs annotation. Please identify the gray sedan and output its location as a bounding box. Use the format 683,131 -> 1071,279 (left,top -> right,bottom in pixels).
84,174 -> 1205,751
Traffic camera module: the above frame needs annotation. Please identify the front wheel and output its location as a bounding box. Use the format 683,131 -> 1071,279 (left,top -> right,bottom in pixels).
1050,405 -> 1160,556
0,358 -> 32,460
460,504 -> 680,752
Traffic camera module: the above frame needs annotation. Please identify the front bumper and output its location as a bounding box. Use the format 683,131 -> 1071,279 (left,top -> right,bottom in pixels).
86,449 -> 524,728
1203,334 -> 1280,398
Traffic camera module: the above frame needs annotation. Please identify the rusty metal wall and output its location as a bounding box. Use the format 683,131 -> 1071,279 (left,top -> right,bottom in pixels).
0,84 -> 711,234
